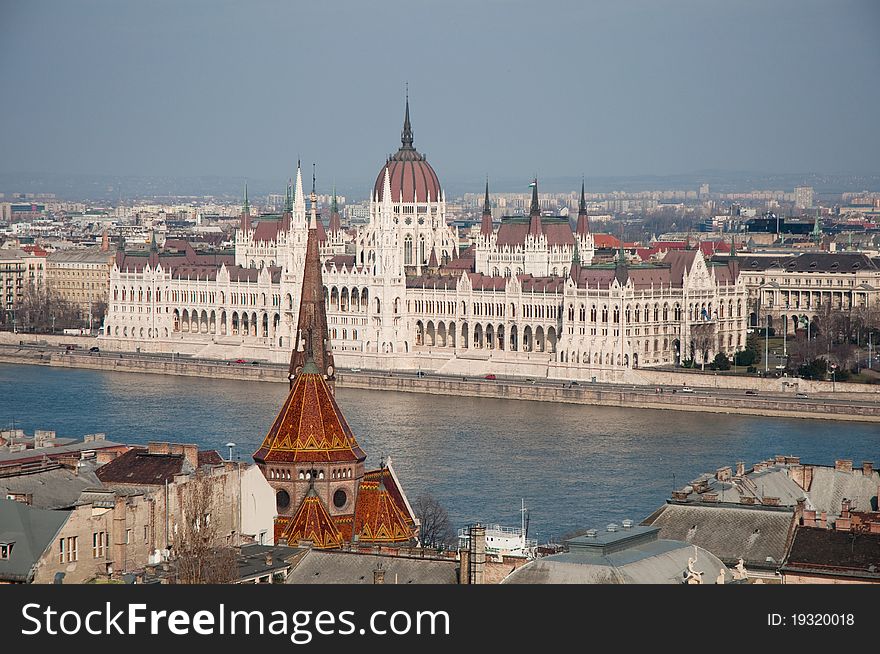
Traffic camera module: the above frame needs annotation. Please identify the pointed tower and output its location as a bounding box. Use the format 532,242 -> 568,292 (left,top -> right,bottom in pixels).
528,178 -> 542,238
240,183 -> 251,232
575,179 -> 591,236
288,181 -> 335,388
480,178 -> 493,237
328,185 -> 342,234
310,164 -> 327,243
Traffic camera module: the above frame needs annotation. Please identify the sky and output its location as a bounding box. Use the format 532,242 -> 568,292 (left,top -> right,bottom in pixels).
1,0 -> 879,192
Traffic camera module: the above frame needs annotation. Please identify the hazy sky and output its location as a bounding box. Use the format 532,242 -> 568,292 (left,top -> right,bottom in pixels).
1,0 -> 879,188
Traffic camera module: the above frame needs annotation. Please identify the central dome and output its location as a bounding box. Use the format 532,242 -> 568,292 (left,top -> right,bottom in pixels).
373,97 -> 442,203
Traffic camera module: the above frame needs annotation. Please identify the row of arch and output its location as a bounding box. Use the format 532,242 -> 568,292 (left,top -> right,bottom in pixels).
171,308 -> 282,340
414,320 -> 559,353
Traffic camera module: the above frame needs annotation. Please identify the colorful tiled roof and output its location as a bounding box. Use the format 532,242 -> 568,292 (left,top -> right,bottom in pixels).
281,488 -> 343,549
253,370 -> 366,464
352,476 -> 416,545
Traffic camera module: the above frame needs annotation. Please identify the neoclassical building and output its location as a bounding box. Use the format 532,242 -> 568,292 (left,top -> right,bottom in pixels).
101,100 -> 748,380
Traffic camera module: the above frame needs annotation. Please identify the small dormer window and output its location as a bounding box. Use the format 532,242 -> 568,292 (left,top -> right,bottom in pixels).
1,542 -> 14,559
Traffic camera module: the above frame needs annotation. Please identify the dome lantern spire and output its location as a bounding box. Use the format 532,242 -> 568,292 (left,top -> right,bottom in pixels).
401,83 -> 414,150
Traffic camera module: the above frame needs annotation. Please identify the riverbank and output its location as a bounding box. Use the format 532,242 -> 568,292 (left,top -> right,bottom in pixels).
2,346 -> 878,422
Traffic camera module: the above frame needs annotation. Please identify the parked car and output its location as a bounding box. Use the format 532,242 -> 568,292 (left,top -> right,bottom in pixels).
796,392 -> 809,398
485,374 -> 497,380
89,346 -> 100,352
415,371 -> 426,377
234,359 -> 246,364
350,368 -> 361,372
745,389 -> 758,396
570,381 -> 580,386
680,386 -> 695,393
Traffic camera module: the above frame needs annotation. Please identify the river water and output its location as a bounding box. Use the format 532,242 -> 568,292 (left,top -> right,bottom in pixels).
2,363 -> 878,542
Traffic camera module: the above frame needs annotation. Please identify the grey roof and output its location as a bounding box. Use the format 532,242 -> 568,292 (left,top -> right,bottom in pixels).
643,503 -> 793,570
806,467 -> 879,515
675,461 -> 879,518
0,462 -> 104,509
237,544 -> 300,581
286,549 -> 458,585
503,539 -> 727,584
0,498 -> 69,583
47,247 -> 115,264
0,439 -> 123,466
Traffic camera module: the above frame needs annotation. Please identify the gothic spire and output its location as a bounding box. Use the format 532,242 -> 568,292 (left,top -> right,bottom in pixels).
329,184 -> 342,234
289,195 -> 335,390
241,182 -> 251,232
480,177 -> 493,237
401,85 -> 414,150
528,177 -> 542,238
576,178 -> 591,236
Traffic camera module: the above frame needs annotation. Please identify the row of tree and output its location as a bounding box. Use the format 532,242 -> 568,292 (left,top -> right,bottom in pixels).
2,282 -> 105,331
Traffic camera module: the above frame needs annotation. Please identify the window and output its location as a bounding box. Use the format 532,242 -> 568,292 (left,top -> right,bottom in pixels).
126,529 -> 132,545
93,532 -> 107,558
60,536 -> 78,563
0,542 -> 12,559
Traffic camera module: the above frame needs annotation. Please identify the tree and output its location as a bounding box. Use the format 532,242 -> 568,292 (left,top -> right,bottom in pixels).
10,282 -> 81,331
734,348 -> 756,366
711,352 -> 731,370
170,472 -> 238,584
413,493 -> 455,550
798,358 -> 828,381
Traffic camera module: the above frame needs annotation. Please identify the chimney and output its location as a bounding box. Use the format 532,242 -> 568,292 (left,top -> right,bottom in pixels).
774,455 -> 786,465
818,512 -> 827,529
469,524 -> 486,585
785,456 -> 800,466
715,467 -> 732,482
869,522 -> 880,535
802,509 -> 816,527
671,490 -> 690,502
862,462 -> 873,477
795,498 -> 805,523
96,450 -> 119,466
835,459 -> 853,473
183,444 -> 199,470
265,552 -> 273,566
763,496 -> 780,506
702,492 -> 719,503
458,548 -> 470,584
736,462 -> 745,477
840,498 -> 851,517
739,496 -> 756,505
373,563 -> 385,585
148,442 -> 171,455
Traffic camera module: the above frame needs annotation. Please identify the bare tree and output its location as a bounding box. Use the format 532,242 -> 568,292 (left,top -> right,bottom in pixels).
413,493 -> 455,550
170,472 -> 238,584
10,282 -> 82,331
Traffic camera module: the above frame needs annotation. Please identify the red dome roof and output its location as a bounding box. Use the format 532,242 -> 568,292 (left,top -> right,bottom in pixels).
373,98 -> 442,203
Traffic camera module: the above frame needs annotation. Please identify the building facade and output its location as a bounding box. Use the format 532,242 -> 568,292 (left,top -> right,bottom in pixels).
100,101 -> 748,380
46,239 -> 116,325
737,253 -> 880,333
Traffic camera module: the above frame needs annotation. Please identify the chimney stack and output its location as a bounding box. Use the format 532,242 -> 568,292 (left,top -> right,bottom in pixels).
183,444 -> 199,471
736,462 -> 745,477
835,459 -> 853,473
469,524 -> 486,585
862,462 -> 874,477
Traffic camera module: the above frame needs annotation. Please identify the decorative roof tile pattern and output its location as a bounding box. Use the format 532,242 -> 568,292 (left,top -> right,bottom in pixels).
352,478 -> 416,544
253,372 -> 366,464
281,489 -> 343,549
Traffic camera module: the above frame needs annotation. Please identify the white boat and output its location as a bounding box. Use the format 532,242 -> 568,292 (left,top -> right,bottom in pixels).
458,499 -> 538,560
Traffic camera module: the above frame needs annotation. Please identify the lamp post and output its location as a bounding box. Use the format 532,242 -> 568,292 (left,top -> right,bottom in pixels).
830,364 -> 837,393
764,315 -> 770,375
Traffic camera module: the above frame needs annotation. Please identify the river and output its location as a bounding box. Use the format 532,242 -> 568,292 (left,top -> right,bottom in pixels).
2,363 -> 878,542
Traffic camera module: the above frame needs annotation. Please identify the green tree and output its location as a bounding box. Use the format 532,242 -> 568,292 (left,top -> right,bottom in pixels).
711,352 -> 731,370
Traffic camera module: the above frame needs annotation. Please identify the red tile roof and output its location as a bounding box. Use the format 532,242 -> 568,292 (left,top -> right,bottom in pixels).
253,372 -> 366,465
281,489 -> 343,549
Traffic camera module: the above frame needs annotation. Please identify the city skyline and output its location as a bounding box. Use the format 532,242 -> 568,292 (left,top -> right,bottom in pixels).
1,0 -> 879,187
